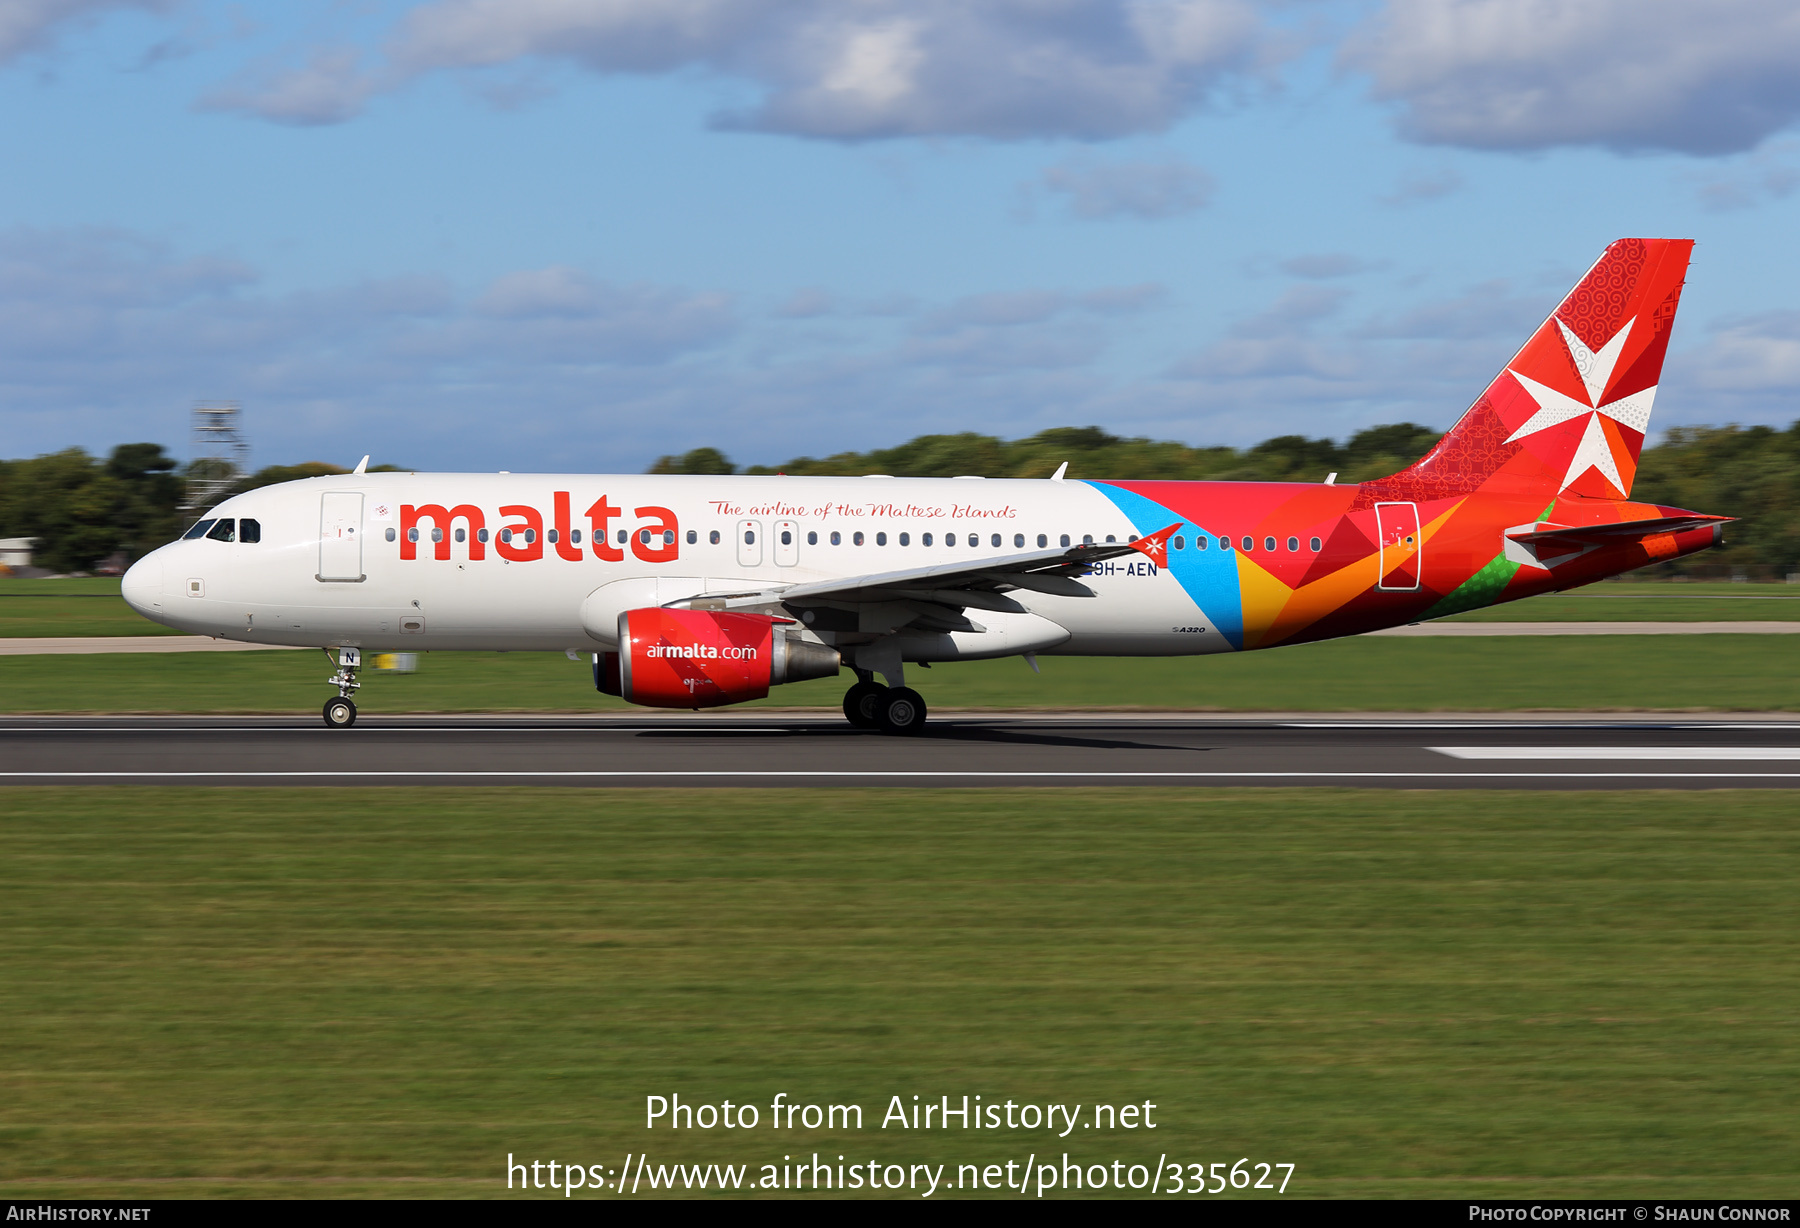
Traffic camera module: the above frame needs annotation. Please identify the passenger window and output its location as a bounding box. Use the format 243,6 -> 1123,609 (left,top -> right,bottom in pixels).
182,518 -> 217,541
830,531 -> 841,545
1287,536 -> 1299,552
876,532 -> 887,546
1082,534 -> 1094,545
781,530 -> 792,546
942,533 -> 952,546
900,532 -> 911,546
239,518 -> 261,544
1173,535 -> 1184,551
477,528 -> 489,543
547,529 -> 557,544
709,530 -> 720,545
1060,534 -> 1070,547
525,529 -> 537,544
617,529 -> 628,544
1036,534 -> 1046,548
663,530 -> 674,545
922,532 -> 933,546
572,529 -> 583,544
1242,537 -> 1253,552
854,531 -> 865,546
807,531 -> 818,545
1265,536 -> 1276,552
500,529 -> 512,544
385,527 -> 396,542
1197,536 -> 1208,550
1310,536 -> 1322,552
206,519 -> 235,542
431,528 -> 444,543
1107,535 -> 1117,543
744,529 -> 755,545
686,530 -> 696,544
1221,537 -> 1232,551
641,529 -> 652,545
409,527 -> 422,543
455,528 -> 466,543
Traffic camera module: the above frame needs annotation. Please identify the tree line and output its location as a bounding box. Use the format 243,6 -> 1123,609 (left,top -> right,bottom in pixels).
4,422 -> 1797,575
0,448 -> 401,573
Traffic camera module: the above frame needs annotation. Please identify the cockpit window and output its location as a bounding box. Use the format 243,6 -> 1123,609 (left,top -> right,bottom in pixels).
183,519 -> 218,540
205,519 -> 236,543
239,518 -> 261,544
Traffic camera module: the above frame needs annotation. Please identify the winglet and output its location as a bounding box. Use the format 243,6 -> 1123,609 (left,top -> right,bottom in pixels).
1050,462 -> 1068,481
353,455 -> 369,475
1130,523 -> 1181,563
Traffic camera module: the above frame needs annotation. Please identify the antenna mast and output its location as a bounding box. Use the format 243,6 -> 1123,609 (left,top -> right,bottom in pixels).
182,401 -> 250,513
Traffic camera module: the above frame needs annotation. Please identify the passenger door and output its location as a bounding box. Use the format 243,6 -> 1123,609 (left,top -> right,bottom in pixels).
319,492 -> 365,582
1375,501 -> 1421,591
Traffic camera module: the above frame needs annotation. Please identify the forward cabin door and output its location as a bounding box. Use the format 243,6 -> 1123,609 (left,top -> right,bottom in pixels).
1375,501 -> 1421,591
318,492 -> 365,582
736,519 -> 762,568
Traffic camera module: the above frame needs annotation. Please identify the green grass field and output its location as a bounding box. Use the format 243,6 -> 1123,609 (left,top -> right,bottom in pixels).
4,634 -> 1799,712
3,577 -> 1799,639
0,787 -> 1793,1199
0,578 -> 182,637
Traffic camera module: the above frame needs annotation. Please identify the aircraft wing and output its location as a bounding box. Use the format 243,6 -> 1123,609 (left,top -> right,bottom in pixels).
677,524 -> 1181,615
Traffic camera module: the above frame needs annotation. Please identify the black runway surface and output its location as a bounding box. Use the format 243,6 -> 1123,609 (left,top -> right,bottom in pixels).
5,712 -> 1800,788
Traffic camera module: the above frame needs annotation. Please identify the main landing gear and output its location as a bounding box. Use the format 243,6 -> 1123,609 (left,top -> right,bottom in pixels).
322,647 -> 361,728
843,674 -> 928,735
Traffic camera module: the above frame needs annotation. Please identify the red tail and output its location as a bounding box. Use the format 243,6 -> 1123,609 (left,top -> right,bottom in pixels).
1388,238 -> 1693,502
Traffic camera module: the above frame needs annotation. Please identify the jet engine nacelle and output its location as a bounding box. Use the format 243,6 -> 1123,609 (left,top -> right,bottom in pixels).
596,607 -> 840,709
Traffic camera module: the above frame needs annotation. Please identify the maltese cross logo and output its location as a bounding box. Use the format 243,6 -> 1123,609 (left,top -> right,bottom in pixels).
1504,316 -> 1655,495
1130,524 -> 1181,561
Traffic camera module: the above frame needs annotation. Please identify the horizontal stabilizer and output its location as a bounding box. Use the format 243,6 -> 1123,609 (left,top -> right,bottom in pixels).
1506,514 -> 1732,545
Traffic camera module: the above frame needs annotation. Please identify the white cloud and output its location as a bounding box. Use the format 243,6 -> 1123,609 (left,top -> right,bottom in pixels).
1346,0 -> 1800,155
201,46 -> 383,127
1688,311 -> 1800,392
10,228 -> 1789,474
1689,140 -> 1800,210
1040,155 -> 1216,219
0,0 -> 166,65
212,0 -> 1268,140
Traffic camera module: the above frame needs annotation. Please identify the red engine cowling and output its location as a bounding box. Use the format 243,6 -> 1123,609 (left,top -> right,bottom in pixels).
597,608 -> 839,709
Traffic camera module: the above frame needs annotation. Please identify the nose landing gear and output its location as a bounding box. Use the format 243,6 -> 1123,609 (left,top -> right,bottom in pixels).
322,647 -> 361,728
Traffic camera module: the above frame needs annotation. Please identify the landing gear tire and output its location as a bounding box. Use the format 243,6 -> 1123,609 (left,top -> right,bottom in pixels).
323,696 -> 357,728
876,687 -> 927,736
844,680 -> 886,729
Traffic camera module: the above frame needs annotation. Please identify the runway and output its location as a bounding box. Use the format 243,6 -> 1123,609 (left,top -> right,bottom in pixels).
5,712 -> 1800,788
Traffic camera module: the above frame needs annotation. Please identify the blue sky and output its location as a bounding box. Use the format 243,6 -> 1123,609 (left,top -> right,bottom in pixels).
4,0 -> 1799,472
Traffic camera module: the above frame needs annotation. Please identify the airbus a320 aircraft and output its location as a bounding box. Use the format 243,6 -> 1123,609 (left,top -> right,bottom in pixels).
123,238 -> 1728,732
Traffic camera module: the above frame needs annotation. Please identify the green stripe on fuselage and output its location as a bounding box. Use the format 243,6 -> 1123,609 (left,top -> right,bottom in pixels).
1422,552 -> 1520,620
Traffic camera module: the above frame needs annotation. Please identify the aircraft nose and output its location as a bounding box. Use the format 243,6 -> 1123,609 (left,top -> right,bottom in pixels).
121,552 -> 164,615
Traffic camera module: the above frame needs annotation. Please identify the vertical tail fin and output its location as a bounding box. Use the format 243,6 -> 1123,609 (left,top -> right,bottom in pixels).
1391,238 -> 1693,501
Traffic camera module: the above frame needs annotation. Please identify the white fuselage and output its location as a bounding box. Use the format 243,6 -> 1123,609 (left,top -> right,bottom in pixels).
121,473 -> 1233,660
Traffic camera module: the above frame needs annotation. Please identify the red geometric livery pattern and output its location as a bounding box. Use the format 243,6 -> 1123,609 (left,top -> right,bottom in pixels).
1091,239 -> 1726,651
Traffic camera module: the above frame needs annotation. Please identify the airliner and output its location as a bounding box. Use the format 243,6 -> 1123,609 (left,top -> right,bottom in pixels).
122,238 -> 1727,732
